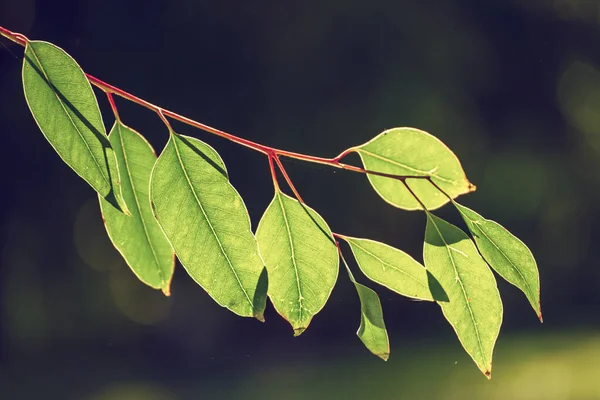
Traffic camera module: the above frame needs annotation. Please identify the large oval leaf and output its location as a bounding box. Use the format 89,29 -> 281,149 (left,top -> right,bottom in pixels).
22,41 -> 125,209
455,203 -> 542,321
100,122 -> 174,295
256,191 -> 338,335
424,213 -> 503,378
353,128 -> 474,210
150,133 -> 267,319
342,236 -> 436,301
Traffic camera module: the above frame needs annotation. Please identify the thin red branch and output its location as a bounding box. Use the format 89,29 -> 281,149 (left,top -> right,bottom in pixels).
0,25 -> 437,184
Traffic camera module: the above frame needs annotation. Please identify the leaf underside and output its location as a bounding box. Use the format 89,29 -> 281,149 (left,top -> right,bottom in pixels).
354,127 -> 474,211
455,203 -> 542,321
424,213 -> 503,378
22,40 -> 127,212
256,191 -> 338,335
150,132 -> 267,319
100,122 -> 174,295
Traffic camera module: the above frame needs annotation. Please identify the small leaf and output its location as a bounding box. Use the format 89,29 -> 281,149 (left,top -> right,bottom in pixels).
342,236 -> 437,301
353,281 -> 390,361
22,41 -> 126,211
424,213 -> 503,378
454,203 -> 542,321
353,128 -> 474,210
342,256 -> 390,361
256,191 -> 338,335
150,133 -> 267,319
99,122 -> 174,295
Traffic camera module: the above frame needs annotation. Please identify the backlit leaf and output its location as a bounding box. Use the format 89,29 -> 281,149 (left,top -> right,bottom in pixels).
256,191 -> 338,335
353,128 -> 474,210
424,213 -> 502,378
341,256 -> 390,361
99,122 -> 174,295
150,133 -> 267,319
454,203 -> 542,321
22,41 -> 126,211
342,236 -> 436,301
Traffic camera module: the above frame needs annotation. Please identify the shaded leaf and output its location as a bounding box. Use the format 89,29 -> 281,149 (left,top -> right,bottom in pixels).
256,191 -> 338,335
353,128 -> 474,210
341,255 -> 390,361
99,122 -> 174,295
342,236 -> 436,301
455,203 -> 542,321
22,41 -> 126,211
150,133 -> 266,319
424,213 -> 503,378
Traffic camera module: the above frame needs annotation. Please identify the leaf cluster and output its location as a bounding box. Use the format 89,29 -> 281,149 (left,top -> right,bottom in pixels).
12,37 -> 541,378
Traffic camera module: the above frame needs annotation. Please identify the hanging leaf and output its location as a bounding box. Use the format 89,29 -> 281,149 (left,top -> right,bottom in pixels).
150,133 -> 267,319
424,213 -> 503,378
351,128 -> 474,210
256,191 -> 338,335
22,40 -> 127,211
341,255 -> 390,361
99,122 -> 174,295
341,236 -> 436,301
454,203 -> 542,321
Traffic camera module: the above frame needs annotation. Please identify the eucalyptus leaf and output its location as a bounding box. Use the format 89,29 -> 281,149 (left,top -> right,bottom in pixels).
342,236 -> 436,301
353,128 -> 474,210
454,203 -> 542,321
22,40 -> 127,211
100,122 -> 174,295
424,213 -> 503,378
256,191 -> 338,335
150,133 -> 267,319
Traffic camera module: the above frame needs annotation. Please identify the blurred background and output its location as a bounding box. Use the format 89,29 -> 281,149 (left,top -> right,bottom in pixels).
1,0 -> 599,399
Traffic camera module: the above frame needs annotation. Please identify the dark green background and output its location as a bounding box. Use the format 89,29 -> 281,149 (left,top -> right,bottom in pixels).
1,1 -> 599,399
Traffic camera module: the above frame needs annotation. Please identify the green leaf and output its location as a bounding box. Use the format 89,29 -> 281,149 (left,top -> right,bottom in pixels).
99,122 -> 174,295
22,41 -> 126,211
353,128 -> 474,210
150,132 -> 267,320
341,256 -> 390,361
454,203 -> 542,321
341,236 -> 436,301
256,191 -> 338,335
424,213 -> 503,378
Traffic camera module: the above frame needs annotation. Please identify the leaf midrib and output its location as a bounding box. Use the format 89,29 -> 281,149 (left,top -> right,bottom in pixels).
117,124 -> 165,286
358,149 -> 454,184
27,43 -> 110,190
171,135 -> 253,309
277,192 -> 304,324
428,215 -> 487,368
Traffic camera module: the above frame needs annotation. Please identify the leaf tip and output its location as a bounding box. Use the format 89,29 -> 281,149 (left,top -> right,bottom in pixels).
467,181 -> 477,193
293,326 -> 307,337
484,370 -> 492,380
377,352 -> 390,361
254,312 -> 265,323
161,285 -> 171,297
538,311 -> 543,324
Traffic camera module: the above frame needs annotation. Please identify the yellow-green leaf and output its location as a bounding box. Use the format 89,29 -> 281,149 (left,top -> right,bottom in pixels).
455,203 -> 542,321
256,192 -> 338,335
353,128 -> 474,210
424,213 -> 503,378
342,236 -> 436,301
22,40 -> 126,211
99,122 -> 174,295
150,133 -> 267,319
